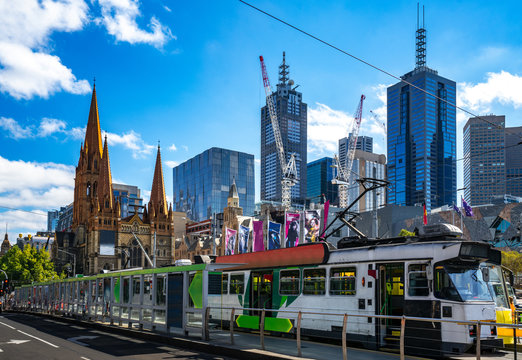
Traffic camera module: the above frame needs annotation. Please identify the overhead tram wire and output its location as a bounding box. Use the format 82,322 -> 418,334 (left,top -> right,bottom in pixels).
239,0 -> 522,141
0,205 -> 48,217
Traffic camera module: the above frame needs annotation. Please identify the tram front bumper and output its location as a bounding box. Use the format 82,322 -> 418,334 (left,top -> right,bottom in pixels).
476,337 -> 504,351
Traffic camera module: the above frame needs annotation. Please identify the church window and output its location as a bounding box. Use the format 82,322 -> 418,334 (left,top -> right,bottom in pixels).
105,200 -> 109,208
99,219 -> 101,225
94,159 -> 98,170
93,182 -> 97,197
87,182 -> 91,197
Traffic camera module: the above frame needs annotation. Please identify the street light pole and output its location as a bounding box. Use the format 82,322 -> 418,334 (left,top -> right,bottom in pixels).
57,248 -> 76,277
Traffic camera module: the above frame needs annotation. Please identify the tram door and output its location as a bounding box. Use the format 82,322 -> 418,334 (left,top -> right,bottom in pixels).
250,271 -> 273,316
377,263 -> 404,347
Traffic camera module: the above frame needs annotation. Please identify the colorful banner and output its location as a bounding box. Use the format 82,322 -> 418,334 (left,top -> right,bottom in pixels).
268,221 -> 281,250
304,210 -> 321,243
225,228 -> 237,256
321,200 -> 330,238
253,221 -> 264,252
238,225 -> 249,254
285,212 -> 300,248
462,196 -> 474,217
423,202 -> 428,225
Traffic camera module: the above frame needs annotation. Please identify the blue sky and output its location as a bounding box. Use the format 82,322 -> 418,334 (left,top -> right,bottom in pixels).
1,0 -> 522,241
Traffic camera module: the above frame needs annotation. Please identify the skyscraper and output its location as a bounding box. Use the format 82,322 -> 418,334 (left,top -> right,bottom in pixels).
172,147 -> 255,222
261,52 -> 307,205
506,126 -> 522,197
463,116 -> 506,205
338,134 -> 373,170
306,157 -> 338,204
387,9 -> 456,209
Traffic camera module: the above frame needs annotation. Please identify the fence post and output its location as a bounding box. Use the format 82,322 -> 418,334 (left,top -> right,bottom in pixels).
230,308 -> 235,345
297,311 -> 302,357
204,307 -> 210,341
476,321 -> 481,360
400,316 -> 406,360
342,314 -> 348,360
260,309 -> 266,350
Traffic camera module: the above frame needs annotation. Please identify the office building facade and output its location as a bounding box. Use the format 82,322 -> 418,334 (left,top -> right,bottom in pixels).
348,150 -> 387,212
506,126 -> 522,197
338,134 -> 373,170
112,183 -> 143,218
306,157 -> 338,204
463,116 -> 506,205
261,52 -> 307,205
173,147 -> 255,222
387,17 -> 456,210
47,210 -> 60,232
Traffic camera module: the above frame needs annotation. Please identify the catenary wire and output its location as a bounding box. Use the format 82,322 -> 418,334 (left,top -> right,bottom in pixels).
0,205 -> 48,217
239,0 -> 522,141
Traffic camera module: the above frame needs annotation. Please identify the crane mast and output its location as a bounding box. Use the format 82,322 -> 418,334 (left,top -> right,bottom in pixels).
333,94 -> 365,208
259,55 -> 298,209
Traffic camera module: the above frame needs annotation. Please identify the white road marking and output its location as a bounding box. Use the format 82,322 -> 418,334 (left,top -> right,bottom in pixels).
17,330 -> 59,348
70,326 -> 86,330
0,322 -> 15,329
80,357 -> 91,360
3,339 -> 30,345
67,335 -> 98,346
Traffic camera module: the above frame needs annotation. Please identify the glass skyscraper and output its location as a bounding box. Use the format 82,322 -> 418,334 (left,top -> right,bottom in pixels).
387,18 -> 456,210
173,147 -> 255,222
306,157 -> 337,204
261,52 -> 307,205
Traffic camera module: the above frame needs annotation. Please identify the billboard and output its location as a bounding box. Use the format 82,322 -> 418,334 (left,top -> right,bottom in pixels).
238,225 -> 249,254
284,212 -> 300,248
253,221 -> 264,252
225,228 -> 237,256
268,221 -> 281,250
304,210 -> 321,243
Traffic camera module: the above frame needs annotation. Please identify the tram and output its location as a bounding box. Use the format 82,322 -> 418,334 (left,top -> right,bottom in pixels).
14,223 -> 504,357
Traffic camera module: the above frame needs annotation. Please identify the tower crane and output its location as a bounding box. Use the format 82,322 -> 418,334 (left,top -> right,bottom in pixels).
259,55 -> 298,210
332,95 -> 365,208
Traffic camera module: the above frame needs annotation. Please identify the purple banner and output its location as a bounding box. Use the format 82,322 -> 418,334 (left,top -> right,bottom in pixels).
321,200 -> 330,238
285,212 -> 300,248
225,228 -> 237,256
238,225 -> 249,254
304,210 -> 321,243
253,221 -> 264,252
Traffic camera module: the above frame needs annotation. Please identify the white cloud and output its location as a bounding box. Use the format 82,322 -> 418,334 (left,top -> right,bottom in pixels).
97,0 -> 174,48
168,143 -> 177,151
457,71 -> 522,122
38,118 -> 67,137
163,5 -> 171,12
181,145 -> 188,151
0,156 -> 75,209
164,160 -> 179,168
103,130 -> 155,159
0,117 -> 32,139
0,210 -> 47,243
307,103 -> 351,156
254,158 -> 261,165
70,126 -> 86,140
0,0 -> 91,99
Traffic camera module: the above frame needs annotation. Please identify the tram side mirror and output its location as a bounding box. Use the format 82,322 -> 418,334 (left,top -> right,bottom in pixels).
426,264 -> 433,280
481,268 -> 490,282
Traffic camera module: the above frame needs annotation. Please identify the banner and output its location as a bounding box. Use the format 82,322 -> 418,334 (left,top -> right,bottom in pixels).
238,225 -> 249,254
268,221 -> 281,250
253,221 -> 264,252
422,202 -> 427,225
304,210 -> 321,243
321,200 -> 330,238
225,228 -> 237,256
285,212 -> 300,248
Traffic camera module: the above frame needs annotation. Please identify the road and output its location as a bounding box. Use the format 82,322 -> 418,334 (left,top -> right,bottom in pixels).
0,313 -> 233,359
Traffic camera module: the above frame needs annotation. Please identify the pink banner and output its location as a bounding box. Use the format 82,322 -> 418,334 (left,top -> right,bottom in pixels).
285,212 -> 300,248
321,200 -> 330,238
253,221 -> 264,252
225,228 -> 237,256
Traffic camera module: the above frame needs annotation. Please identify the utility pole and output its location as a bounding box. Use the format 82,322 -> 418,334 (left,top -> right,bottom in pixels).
57,249 -> 76,277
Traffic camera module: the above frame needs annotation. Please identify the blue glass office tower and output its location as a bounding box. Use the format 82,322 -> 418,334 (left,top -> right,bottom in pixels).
387,14 -> 456,209
173,147 -> 255,221
306,157 -> 338,204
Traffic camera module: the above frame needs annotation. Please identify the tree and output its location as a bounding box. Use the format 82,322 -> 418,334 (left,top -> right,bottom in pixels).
398,229 -> 415,237
0,245 -> 63,285
502,251 -> 522,277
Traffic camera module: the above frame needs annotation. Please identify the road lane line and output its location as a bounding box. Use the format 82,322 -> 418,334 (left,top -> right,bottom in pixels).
0,322 -> 15,329
81,357 -> 91,360
17,330 -> 59,348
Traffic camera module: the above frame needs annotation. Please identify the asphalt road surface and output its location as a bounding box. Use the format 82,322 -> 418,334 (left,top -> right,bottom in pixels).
0,313 -> 234,359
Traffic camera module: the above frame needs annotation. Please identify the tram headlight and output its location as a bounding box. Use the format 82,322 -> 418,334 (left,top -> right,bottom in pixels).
490,326 -> 497,336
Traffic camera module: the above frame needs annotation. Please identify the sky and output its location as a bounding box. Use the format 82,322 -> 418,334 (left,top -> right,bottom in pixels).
1,0 -> 522,242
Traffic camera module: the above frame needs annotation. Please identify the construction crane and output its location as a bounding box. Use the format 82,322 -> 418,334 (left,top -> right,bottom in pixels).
259,55 -> 298,209
332,95 -> 365,208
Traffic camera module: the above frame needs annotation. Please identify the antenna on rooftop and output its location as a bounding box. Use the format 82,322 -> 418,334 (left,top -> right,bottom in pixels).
416,3 -> 426,68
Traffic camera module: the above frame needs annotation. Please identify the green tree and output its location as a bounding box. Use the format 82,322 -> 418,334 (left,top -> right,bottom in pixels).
502,251 -> 522,277
398,229 -> 415,237
0,245 -> 62,285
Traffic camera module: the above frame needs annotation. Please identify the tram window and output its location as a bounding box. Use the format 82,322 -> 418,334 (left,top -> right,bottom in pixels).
330,267 -> 356,296
123,277 -> 130,303
408,264 -> 429,296
280,270 -> 300,295
156,276 -> 166,306
208,273 -> 222,295
132,277 -> 141,304
303,268 -> 326,295
230,274 -> 245,294
222,274 -> 229,294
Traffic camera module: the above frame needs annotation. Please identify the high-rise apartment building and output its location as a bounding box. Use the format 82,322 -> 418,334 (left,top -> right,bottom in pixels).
47,210 -> 59,232
173,147 -> 255,222
306,157 -> 338,204
347,150 -> 387,212
338,134 -> 373,170
463,116 -> 506,205
387,12 -> 456,210
506,126 -> 522,197
261,52 -> 307,205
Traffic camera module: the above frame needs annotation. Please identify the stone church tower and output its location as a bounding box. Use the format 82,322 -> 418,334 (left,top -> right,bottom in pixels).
72,85 -> 174,274
220,179 -> 243,255
0,231 -> 10,256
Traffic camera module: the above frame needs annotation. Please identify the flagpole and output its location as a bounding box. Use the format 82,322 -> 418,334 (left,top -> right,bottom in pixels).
452,201 -> 455,226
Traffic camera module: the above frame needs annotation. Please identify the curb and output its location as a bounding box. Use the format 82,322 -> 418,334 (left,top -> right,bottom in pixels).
8,310 -> 303,360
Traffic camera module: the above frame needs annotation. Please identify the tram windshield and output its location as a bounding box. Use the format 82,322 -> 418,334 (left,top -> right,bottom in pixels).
435,263 -> 493,302
485,265 -> 508,308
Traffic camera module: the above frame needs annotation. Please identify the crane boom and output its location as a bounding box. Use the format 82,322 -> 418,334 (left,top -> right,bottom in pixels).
333,94 -> 365,208
259,55 -> 298,209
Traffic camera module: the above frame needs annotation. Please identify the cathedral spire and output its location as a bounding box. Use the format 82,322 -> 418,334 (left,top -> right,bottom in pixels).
99,135 -> 113,209
149,145 -> 167,216
84,83 -> 103,157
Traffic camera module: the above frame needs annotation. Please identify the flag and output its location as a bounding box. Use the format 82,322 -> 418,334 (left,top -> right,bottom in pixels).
268,221 -> 281,250
453,203 -> 462,217
423,202 -> 427,225
284,212 -> 300,248
253,221 -> 264,252
238,225 -> 249,254
320,200 -> 330,238
225,228 -> 237,256
462,197 -> 473,217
